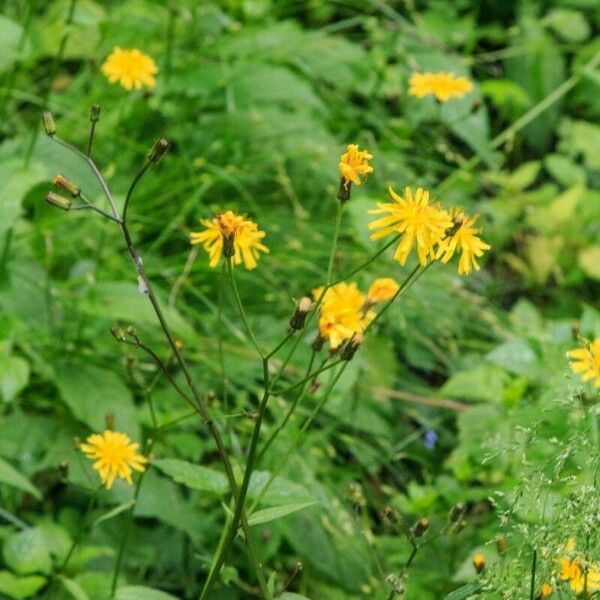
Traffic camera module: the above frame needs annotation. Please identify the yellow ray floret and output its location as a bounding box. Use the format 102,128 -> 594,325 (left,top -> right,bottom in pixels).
190,210 -> 268,270
408,72 -> 473,102
568,339 -> 600,387
558,538 -> 600,595
313,282 -> 374,349
80,430 -> 147,490
366,278 -> 400,304
369,186 -> 452,266
101,47 -> 158,91
339,144 -> 374,188
436,209 -> 491,275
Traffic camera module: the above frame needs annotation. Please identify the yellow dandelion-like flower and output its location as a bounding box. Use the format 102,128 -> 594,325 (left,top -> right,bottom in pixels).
436,208 -> 491,275
339,144 -> 374,189
101,47 -> 158,91
472,553 -> 486,573
313,282 -> 374,349
366,278 -> 400,304
568,339 -> 600,387
79,430 -> 147,490
408,72 -> 473,102
190,210 -> 268,270
369,186 -> 452,266
539,582 -> 553,598
558,539 -> 600,596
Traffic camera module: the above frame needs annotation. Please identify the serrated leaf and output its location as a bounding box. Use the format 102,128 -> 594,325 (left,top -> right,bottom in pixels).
152,458 -> 229,494
115,586 -> 180,600
248,501 -> 319,526
0,458 -> 41,500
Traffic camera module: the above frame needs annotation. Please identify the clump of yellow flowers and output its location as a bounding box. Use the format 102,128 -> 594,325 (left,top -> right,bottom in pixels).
409,72 -> 473,102
567,339 -> 600,387
558,539 -> 600,596
101,47 -> 158,91
80,430 -> 147,489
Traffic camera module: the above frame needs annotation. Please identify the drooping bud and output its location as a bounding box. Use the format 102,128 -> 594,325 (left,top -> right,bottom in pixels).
90,104 -> 101,122
147,138 -> 170,163
289,297 -> 312,331
42,111 -> 56,136
412,517 -> 429,538
53,174 -> 80,197
340,332 -> 363,361
45,191 -> 72,211
449,503 -> 464,523
472,553 -> 486,574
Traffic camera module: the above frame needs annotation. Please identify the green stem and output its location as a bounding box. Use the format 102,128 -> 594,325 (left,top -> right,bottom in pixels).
226,259 -> 265,359
529,548 -> 537,600
326,204 -> 344,285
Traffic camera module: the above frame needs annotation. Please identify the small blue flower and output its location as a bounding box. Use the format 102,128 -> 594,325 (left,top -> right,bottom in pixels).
423,429 -> 437,450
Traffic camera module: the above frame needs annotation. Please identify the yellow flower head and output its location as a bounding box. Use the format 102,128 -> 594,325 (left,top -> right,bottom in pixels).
101,47 -> 158,91
366,278 -> 400,304
339,144 -> 374,188
313,282 -> 374,349
436,209 -> 491,275
539,582 -> 553,598
408,72 -> 473,102
472,553 -> 486,573
369,186 -> 452,266
80,430 -> 147,489
568,339 -> 600,387
558,539 -> 600,595
190,210 -> 268,270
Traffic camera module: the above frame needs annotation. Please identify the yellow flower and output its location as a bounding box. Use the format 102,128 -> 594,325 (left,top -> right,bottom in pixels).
472,553 -> 486,573
558,538 -> 600,596
539,582 -> 553,598
80,430 -> 147,489
313,282 -> 374,349
436,209 -> 491,275
366,278 -> 400,304
408,72 -> 473,102
369,186 -> 452,266
339,144 -> 374,188
101,47 -> 158,91
190,210 -> 268,270
568,339 -> 600,387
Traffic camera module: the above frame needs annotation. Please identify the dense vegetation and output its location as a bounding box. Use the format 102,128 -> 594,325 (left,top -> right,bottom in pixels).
1,1 -> 600,599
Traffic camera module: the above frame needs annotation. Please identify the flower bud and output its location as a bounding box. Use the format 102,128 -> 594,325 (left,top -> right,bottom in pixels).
105,413 -> 114,430
289,297 -> 312,330
311,335 -> 325,352
472,553 -> 486,574
340,333 -> 363,361
45,191 -> 71,211
42,111 -> 56,136
412,517 -> 429,537
53,174 -> 80,197
90,104 -> 101,122
496,535 -> 507,554
147,138 -> 170,163
449,503 -> 464,523
110,324 -> 127,341
337,177 -> 351,202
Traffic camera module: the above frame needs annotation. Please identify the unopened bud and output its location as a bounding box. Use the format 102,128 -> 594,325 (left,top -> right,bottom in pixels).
453,519 -> 466,534
53,174 -> 80,197
105,413 -> 114,430
337,177 -> 351,202
496,535 -> 507,554
449,503 -> 464,523
90,104 -> 101,122
147,138 -> 170,163
340,333 -> 363,361
412,517 -> 429,537
42,111 -> 56,136
289,297 -> 312,330
311,335 -> 325,352
472,553 -> 486,574
46,191 -> 71,211
110,324 -> 126,341
58,461 -> 69,478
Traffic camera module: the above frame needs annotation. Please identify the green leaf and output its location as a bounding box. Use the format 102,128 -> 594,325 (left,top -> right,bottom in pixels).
54,363 -> 138,437
59,577 -> 91,600
486,339 -> 537,376
115,586 -> 180,600
544,154 -> 586,186
2,529 -> 52,575
440,365 -> 509,402
248,501 -> 319,526
579,246 -> 600,281
443,581 -> 483,600
546,9 -> 590,42
0,16 -> 28,72
0,458 -> 41,500
152,458 -> 229,494
92,500 -> 135,527
0,354 -> 30,403
277,594 -> 312,600
0,571 -> 46,600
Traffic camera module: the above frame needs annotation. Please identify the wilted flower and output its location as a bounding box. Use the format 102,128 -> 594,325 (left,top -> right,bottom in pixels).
409,72 -> 473,102
101,47 -> 158,91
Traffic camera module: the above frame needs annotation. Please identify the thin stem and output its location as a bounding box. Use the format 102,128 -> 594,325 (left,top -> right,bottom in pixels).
122,161 -> 151,225
86,120 -> 97,158
326,203 -> 344,285
271,359 -> 342,396
529,548 -> 537,600
226,258 -> 265,359
266,330 -> 295,360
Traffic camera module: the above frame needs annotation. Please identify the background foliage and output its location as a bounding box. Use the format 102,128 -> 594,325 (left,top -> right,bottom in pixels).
1,0 -> 600,598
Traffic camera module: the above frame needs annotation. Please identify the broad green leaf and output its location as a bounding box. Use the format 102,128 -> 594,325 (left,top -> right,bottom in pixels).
248,501 -> 319,526
486,339 -> 537,376
2,529 -> 52,575
440,365 -> 509,402
59,577 -> 91,600
546,9 -> 590,42
247,471 -> 316,506
0,354 -> 30,403
0,571 -> 46,600
579,246 -> 600,281
54,363 -> 138,437
115,586 -> 180,600
544,154 -> 586,186
0,458 -> 41,499
152,458 -> 229,494
443,582 -> 483,600
92,500 -> 135,527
